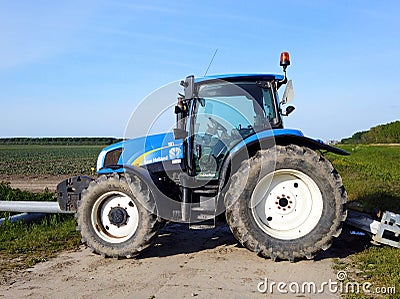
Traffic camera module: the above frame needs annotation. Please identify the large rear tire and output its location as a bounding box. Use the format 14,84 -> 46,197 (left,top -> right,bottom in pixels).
76,173 -> 160,258
224,145 -> 347,261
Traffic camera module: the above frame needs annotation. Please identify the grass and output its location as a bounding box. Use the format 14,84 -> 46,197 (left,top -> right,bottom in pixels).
0,182 -> 81,273
327,144 -> 400,213
327,144 -> 400,298
0,215 -> 80,272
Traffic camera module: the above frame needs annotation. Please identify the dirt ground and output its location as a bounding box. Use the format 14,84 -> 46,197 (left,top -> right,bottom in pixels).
4,176 -> 64,193
0,177 -> 357,298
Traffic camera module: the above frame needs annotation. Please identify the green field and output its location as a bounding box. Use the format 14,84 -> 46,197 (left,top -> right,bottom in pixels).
327,144 -> 400,213
0,145 -> 103,177
0,143 -> 399,296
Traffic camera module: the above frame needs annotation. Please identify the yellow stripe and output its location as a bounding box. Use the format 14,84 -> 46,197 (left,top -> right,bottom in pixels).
132,148 -> 161,166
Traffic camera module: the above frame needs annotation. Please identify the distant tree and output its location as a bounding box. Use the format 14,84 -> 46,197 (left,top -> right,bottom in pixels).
0,137 -> 122,145
341,121 -> 400,144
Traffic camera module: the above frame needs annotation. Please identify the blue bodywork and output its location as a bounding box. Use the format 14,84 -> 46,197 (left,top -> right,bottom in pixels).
97,128 -> 308,175
97,132 -> 184,174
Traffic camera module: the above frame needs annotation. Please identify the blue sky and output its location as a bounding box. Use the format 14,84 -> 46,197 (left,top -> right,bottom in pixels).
1,0 -> 399,140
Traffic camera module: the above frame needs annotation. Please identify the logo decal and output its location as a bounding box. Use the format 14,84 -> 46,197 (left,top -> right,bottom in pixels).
169,147 -> 182,159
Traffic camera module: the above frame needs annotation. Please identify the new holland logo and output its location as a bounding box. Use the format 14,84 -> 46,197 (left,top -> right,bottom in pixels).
169,147 -> 181,159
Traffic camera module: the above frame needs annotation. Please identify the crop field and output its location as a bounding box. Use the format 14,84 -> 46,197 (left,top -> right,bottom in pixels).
0,145 -> 103,177
0,143 -> 399,296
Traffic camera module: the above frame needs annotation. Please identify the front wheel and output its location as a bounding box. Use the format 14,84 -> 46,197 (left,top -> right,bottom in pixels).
76,174 -> 160,258
224,145 -> 347,261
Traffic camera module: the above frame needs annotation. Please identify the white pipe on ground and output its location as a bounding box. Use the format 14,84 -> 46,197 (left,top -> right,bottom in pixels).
0,201 -> 74,214
0,212 -> 47,225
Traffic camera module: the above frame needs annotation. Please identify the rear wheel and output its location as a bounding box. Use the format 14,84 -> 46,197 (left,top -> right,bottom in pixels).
77,174 -> 160,258
224,145 -> 347,261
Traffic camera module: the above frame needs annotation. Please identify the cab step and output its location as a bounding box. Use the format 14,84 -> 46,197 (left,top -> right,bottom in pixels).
189,219 -> 215,229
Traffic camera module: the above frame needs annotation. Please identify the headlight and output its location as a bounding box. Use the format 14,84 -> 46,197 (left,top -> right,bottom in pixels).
96,150 -> 107,172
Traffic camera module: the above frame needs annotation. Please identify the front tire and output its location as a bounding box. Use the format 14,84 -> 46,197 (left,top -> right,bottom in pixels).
76,174 -> 160,258
224,145 -> 347,261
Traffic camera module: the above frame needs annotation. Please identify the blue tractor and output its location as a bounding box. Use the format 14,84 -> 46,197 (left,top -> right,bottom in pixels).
57,52 -> 348,261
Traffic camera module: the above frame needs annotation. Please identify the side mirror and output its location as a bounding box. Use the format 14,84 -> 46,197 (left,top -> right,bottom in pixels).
283,105 -> 296,116
281,80 -> 294,104
180,75 -> 194,100
173,128 -> 188,140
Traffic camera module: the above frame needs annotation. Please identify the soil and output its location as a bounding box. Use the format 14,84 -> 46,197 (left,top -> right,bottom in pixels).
1,175 -> 67,193
0,177 -> 363,298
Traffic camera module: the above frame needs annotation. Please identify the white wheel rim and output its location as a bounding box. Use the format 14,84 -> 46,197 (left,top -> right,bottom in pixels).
250,169 -> 323,240
91,191 -> 139,244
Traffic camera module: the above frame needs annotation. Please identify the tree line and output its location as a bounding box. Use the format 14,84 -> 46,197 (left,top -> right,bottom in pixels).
341,120 -> 400,144
0,137 -> 122,146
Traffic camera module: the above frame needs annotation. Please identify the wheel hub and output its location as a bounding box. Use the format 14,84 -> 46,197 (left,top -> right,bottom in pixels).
108,207 -> 129,227
278,197 -> 289,207
271,190 -> 297,215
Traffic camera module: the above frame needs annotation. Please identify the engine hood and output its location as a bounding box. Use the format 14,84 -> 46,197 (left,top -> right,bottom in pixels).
97,132 -> 184,173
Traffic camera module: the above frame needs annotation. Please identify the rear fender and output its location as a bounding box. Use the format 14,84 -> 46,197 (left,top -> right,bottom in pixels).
274,135 -> 349,156
217,134 -> 349,205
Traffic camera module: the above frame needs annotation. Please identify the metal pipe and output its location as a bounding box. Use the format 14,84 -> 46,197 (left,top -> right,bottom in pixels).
181,187 -> 191,222
0,212 -> 47,225
0,201 -> 74,214
346,210 -> 380,235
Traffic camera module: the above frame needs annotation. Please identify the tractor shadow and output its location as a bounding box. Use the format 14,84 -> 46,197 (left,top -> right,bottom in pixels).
315,225 -> 373,261
139,221 -> 238,259
139,221 -> 372,261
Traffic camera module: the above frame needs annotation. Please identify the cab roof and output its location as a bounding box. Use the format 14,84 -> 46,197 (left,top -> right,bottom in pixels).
194,73 -> 284,83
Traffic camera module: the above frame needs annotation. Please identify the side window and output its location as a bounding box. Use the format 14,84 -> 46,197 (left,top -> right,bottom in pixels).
263,88 -> 276,121
193,97 -> 258,178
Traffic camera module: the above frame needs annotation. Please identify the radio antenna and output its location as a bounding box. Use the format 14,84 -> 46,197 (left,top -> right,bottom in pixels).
204,48 -> 218,76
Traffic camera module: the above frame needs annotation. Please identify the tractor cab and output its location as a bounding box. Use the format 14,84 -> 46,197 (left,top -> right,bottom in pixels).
174,52 -> 294,180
